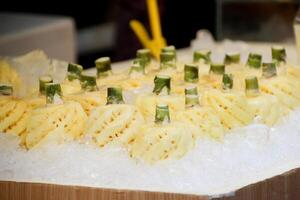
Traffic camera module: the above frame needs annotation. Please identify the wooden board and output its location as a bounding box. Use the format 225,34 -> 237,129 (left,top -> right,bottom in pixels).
1,168 -> 300,200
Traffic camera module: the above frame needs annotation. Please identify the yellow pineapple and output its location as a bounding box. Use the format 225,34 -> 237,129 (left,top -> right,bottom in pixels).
86,104 -> 144,147
0,85 -> 30,137
248,95 -> 283,125
25,101 -> 87,149
245,76 -> 284,126
130,104 -> 195,163
61,80 -> 82,95
85,87 -> 144,148
286,64 -> 300,85
175,107 -> 224,140
63,74 -> 106,115
64,91 -> 106,115
202,89 -> 255,130
136,75 -> 185,121
21,75 -> 54,109
223,52 -> 243,75
175,86 -> 224,140
197,63 -> 225,92
61,63 -> 83,95
260,76 -> 300,112
136,94 -> 184,121
0,59 -> 21,93
23,97 -> 46,109
193,49 -> 211,77
0,97 -> 30,136
25,83 -> 87,149
119,67 -> 153,90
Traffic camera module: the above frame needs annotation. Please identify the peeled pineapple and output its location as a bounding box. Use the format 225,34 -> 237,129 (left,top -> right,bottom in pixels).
23,96 -> 46,109
130,122 -> 195,163
286,65 -> 300,80
230,71 -> 248,91
97,73 -> 127,88
64,91 -> 106,115
247,94 -> 283,126
25,101 -> 87,149
197,63 -> 210,77
285,65 -> 300,87
119,75 -> 153,91
202,89 -> 255,130
86,104 -> 144,147
3,47 -> 300,163
136,94 -> 185,121
198,74 -> 223,92
61,80 -> 82,95
260,76 -> 300,111
225,63 -> 244,75
0,97 -> 30,136
0,60 -> 21,93
175,107 -> 224,140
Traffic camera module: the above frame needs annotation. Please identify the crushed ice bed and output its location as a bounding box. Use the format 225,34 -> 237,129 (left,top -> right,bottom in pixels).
1,109 -> 300,196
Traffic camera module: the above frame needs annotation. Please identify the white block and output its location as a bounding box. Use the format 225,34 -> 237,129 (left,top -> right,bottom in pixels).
0,12 -> 76,62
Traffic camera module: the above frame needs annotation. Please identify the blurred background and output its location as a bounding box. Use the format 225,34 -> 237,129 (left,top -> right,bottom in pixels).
0,0 -> 299,68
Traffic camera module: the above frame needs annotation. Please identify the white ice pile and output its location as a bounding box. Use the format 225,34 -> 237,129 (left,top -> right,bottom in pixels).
1,108 -> 300,196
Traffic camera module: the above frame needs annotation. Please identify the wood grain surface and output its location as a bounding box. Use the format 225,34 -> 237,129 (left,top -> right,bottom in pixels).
0,168 -> 300,200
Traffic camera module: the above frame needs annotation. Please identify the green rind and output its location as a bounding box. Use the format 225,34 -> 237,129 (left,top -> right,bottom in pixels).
80,74 -> 97,91
0,84 -> 13,96
106,87 -> 124,104
193,49 -> 211,64
152,75 -> 171,95
95,57 -> 112,78
155,104 -> 170,124
39,75 -> 53,95
45,83 -> 62,104
184,64 -> 199,83
222,74 -> 233,90
210,63 -> 225,75
67,63 -> 83,81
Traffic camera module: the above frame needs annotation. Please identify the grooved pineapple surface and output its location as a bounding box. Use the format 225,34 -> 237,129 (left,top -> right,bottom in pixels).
0,99 -> 30,136
86,104 -> 144,148
25,102 -> 87,149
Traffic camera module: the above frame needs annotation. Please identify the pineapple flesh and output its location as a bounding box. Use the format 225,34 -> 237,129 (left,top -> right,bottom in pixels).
0,97 -> 30,136
86,104 -> 144,148
25,102 -> 87,149
130,122 -> 195,163
202,90 -> 255,130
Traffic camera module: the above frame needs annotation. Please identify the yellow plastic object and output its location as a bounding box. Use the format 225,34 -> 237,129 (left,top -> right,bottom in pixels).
260,76 -> 300,111
175,107 -> 224,140
130,122 -> 195,163
147,0 -> 162,42
86,104 -> 144,148
136,94 -> 185,121
25,102 -> 87,149
247,94 -> 283,126
130,20 -> 152,51
129,0 -> 166,59
64,92 -> 106,115
0,97 -> 30,136
202,90 -> 255,131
